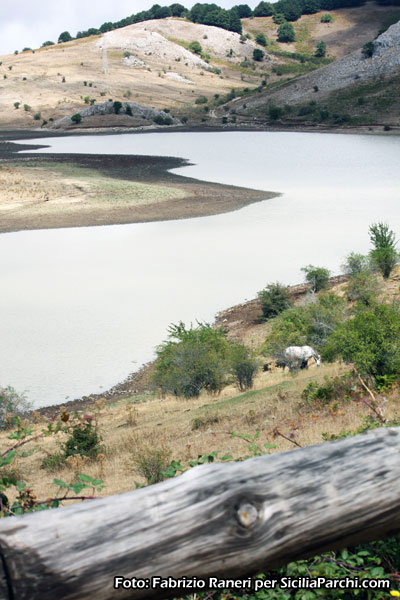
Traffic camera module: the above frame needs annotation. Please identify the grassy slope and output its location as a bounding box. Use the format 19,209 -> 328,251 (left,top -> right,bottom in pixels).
2,266 -> 400,505
1,4 -> 399,129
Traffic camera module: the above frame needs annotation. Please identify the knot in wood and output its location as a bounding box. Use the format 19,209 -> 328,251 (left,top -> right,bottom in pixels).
237,502 -> 258,528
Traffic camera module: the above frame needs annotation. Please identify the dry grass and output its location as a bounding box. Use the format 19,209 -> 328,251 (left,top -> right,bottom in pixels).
2,360 -> 399,508
0,162 -> 185,216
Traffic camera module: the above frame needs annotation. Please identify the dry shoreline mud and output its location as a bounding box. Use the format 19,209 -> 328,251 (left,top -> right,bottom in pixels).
0,131 -> 277,234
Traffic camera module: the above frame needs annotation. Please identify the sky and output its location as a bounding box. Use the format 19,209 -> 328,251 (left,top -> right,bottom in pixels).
0,0 -> 261,56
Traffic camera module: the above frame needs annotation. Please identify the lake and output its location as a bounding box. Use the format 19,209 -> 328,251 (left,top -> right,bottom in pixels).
1,131 -> 399,408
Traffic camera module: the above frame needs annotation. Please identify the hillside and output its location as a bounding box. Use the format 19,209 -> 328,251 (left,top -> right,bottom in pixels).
222,10 -> 400,128
1,4 -> 400,130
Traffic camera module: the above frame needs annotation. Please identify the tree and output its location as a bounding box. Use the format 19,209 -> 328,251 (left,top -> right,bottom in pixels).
169,3 -> 186,16
315,40 -> 327,57
255,33 -> 267,46
301,265 -> 330,292
303,0 -> 321,12
341,252 -> 371,277
153,323 -> 231,398
229,343 -> 258,391
323,303 -> 400,382
233,4 -> 253,18
258,282 -> 292,320
58,31 -> 73,43
253,1 -> 275,16
41,41 -> 55,47
277,22 -> 295,42
71,113 -> 82,124
369,222 -> 398,279
189,40 -> 202,55
253,48 -> 264,61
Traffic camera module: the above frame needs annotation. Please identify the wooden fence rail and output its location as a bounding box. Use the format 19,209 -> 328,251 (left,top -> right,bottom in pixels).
0,427 -> 399,600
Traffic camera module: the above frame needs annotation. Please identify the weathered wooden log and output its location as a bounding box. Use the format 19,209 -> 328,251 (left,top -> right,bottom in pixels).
0,427 -> 400,600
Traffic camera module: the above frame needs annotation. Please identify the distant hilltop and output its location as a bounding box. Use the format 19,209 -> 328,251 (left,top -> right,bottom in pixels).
1,3 -> 400,130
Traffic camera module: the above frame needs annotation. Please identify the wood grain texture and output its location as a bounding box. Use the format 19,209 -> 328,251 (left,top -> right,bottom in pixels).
0,427 -> 399,600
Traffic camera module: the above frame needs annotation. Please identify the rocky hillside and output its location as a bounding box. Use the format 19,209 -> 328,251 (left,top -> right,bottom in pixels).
223,17 -> 400,128
1,5 -> 400,130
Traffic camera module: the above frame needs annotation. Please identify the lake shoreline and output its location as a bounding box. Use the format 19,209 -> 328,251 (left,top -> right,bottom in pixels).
34,275 -> 349,420
0,139 -> 277,235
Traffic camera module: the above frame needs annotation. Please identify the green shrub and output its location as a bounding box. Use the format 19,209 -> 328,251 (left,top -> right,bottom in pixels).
323,303 -> 400,381
153,114 -> 173,125
33,112 -> 41,120
126,104 -> 132,116
268,105 -> 283,120
301,264 -> 330,292
14,102 -> 20,109
41,452 -> 65,472
258,282 -> 292,320
301,373 -> 358,409
277,22 -> 295,43
229,344 -> 258,391
362,40 -> 376,58
71,113 -> 82,124
23,104 -> 31,111
255,33 -> 267,46
113,101 -> 122,114
188,40 -> 202,55
315,40 -> 326,58
63,420 -> 102,460
320,13 -> 333,22
131,446 -> 171,485
264,292 -> 346,355
253,48 -> 264,61
273,13 -> 286,24
341,252 -> 370,276
346,271 -> 379,307
191,414 -> 219,430
195,96 -> 208,104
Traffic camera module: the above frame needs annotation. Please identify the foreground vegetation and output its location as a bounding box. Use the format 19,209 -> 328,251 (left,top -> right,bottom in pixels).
1,222 -> 400,597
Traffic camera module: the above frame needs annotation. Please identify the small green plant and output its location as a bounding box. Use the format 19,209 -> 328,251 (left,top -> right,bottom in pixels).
83,81 -> 87,86
320,13 -> 333,22
62,76 -> 66,83
113,100 -> 122,114
14,102 -> 20,109
63,418 -> 102,460
255,33 -> 267,46
315,40 -> 327,58
132,446 -> 171,485
195,96 -> 208,104
301,373 -> 358,409
84,96 -> 90,104
33,112 -> 41,120
23,104 -> 31,111
126,104 -> 132,116
71,113 -> 82,124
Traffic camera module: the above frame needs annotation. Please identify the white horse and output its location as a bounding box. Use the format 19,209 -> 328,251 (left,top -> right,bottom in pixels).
284,345 -> 321,370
